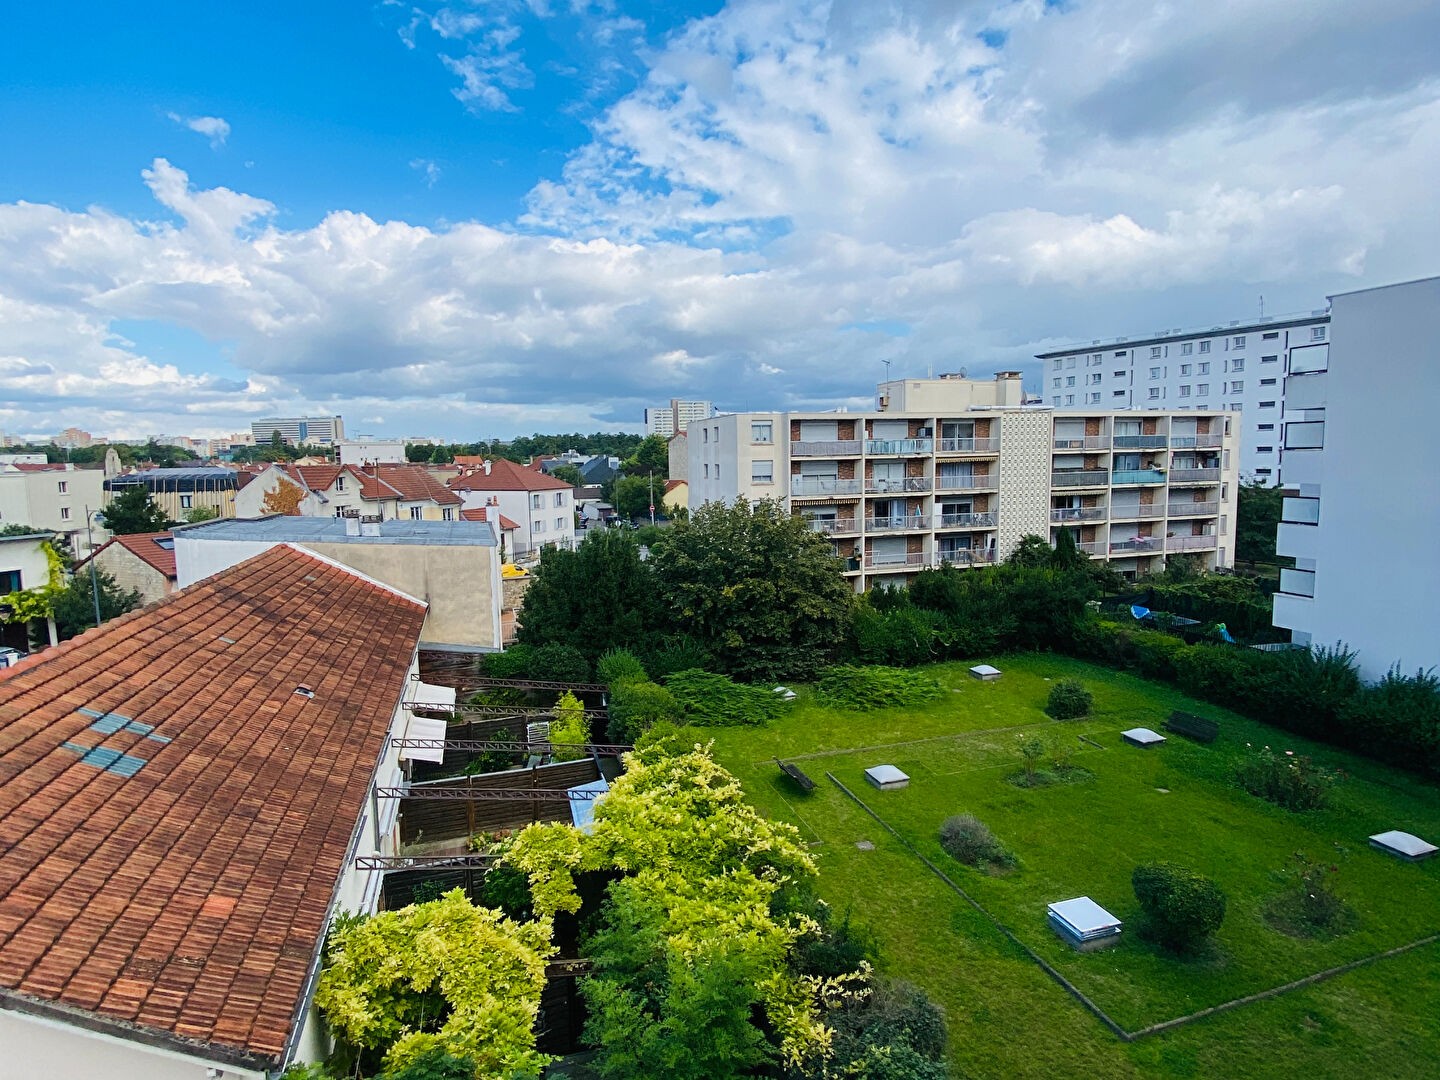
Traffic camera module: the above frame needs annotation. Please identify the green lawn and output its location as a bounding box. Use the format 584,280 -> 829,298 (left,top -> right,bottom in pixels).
703,654 -> 1440,1079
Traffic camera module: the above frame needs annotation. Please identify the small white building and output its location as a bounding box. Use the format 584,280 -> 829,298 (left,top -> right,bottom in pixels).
0,462 -> 107,555
337,439 -> 407,466
447,458 -> 576,560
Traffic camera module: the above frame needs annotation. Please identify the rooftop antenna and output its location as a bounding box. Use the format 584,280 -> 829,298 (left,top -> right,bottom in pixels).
1258,294 -> 1265,319
882,359 -> 892,383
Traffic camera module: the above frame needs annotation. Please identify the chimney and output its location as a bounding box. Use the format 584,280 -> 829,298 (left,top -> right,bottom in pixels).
344,515 -> 361,537
483,459 -> 492,476
360,514 -> 382,537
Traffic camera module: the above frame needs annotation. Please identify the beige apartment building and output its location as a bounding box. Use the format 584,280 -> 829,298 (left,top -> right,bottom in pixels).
688,373 -> 1239,590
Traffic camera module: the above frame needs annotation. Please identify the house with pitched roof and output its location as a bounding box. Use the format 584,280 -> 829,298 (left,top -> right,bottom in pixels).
233,463 -> 463,522
80,531 -> 178,605
0,545 -> 432,1078
447,458 -> 576,559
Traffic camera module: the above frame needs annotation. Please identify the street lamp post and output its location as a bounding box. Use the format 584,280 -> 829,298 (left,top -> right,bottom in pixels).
84,506 -> 102,628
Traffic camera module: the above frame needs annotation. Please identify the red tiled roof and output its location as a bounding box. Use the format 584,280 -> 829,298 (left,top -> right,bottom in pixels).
448,457 -> 571,493
346,464 -> 462,506
460,507 -> 520,530
9,463 -> 68,472
0,546 -> 427,1068
282,464 -> 345,492
98,531 -> 178,579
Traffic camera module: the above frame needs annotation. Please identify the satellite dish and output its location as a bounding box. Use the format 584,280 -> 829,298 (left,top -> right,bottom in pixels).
958,366 -> 967,378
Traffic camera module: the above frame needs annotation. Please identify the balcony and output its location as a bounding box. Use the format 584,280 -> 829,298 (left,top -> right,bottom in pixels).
937,511 -> 998,529
806,518 -> 859,535
1076,541 -> 1108,556
1111,469 -> 1168,485
1166,534 -> 1218,552
1051,506 -> 1106,523
1109,537 -> 1162,554
864,552 -> 929,570
935,548 -> 997,567
1052,436 -> 1110,450
1169,434 -> 1223,449
935,473 -> 995,492
791,440 -> 862,457
791,477 -> 862,498
1167,501 -> 1219,517
865,516 -> 930,532
1168,468 -> 1221,483
1052,470 -> 1109,487
1109,503 -> 1166,520
865,476 -> 932,494
865,438 -> 934,456
1112,435 -> 1168,449
938,437 -> 999,453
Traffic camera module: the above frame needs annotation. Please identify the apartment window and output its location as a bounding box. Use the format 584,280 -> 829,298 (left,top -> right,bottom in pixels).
1261,378 -> 1277,386
442,507 -> 454,521
715,463 -> 720,479
1261,354 -> 1278,363
1065,376 -> 1075,387
1199,340 -> 1211,353
1256,446 -> 1274,454
1052,396 -> 1061,406
1066,357 -> 1076,368
1087,373 -> 1101,385
1112,370 -> 1125,378
1197,383 -> 1209,395
554,492 -> 565,507
1052,377 -> 1062,389
713,425 -> 720,443
1053,359 -> 1064,370
1230,380 -> 1244,393
57,481 -> 69,494
1255,467 -> 1273,477
534,520 -> 545,534
1114,350 -> 1127,358
1259,400 -> 1276,408
1148,388 -> 1160,400
1258,423 -> 1275,431
409,506 -> 422,520
1263,331 -> 1279,340
1231,335 -> 1246,348
1088,392 -> 1100,403
60,507 -> 72,521
1149,366 -> 1161,379
1230,357 -> 1245,372
336,475 -> 345,492
1089,353 -> 1102,366
1198,361 -> 1210,374
1174,364 -> 1187,376
180,494 -> 193,509
1112,390 -> 1126,398
1178,385 -> 1191,397
751,421 -> 773,444
1180,342 -> 1193,355
1230,402 -> 1244,410
751,459 -> 774,484
703,463 -> 710,479
531,493 -> 542,509
1064,394 -> 1074,405
1150,346 -> 1162,359
703,427 -> 709,443
556,517 -> 566,530
1311,327 -> 1326,341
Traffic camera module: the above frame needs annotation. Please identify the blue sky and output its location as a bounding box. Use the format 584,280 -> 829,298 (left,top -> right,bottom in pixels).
1,1 -> 1437,441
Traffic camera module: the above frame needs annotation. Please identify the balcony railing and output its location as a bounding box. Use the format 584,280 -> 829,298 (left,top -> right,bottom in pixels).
1109,537 -> 1162,554
1050,506 -> 1106,522
865,438 -> 933,456
1052,435 -> 1110,450
864,552 -> 929,570
937,511 -> 998,529
806,518 -> 859,534
1169,434 -> 1223,449
1076,541 -> 1108,556
1112,435 -> 1168,449
1109,503 -> 1166,519
1166,534 -> 1218,552
1167,501 -> 1219,517
935,474 -> 995,492
790,440 -> 862,457
1168,468 -> 1221,483
865,516 -> 930,532
791,477 -> 862,497
864,476 -> 932,494
935,548 -> 998,567
1052,470 -> 1109,487
938,437 -> 999,453
1111,469 -> 1168,485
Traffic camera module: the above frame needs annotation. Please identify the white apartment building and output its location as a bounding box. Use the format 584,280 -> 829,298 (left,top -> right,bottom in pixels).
1272,276 -> 1439,681
645,399 -> 713,436
689,373 -> 1239,591
1037,309 -> 1330,484
250,414 -> 346,446
0,462 -> 108,554
447,457 -> 576,559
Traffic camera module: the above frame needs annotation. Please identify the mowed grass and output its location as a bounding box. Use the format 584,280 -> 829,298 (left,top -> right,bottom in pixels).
704,654 -> 1440,1079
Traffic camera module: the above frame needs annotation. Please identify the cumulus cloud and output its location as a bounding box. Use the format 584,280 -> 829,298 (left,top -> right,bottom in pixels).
167,112 -> 231,148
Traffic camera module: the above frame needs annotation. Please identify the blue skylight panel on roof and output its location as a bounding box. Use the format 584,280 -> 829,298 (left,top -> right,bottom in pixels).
60,742 -> 149,777
77,707 -> 170,743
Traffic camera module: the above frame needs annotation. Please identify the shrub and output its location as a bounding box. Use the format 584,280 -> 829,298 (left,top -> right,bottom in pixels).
643,634 -> 714,679
1132,862 -> 1227,952
1045,678 -> 1092,719
607,679 -> 682,743
482,642 -> 591,683
938,814 -> 1015,869
1264,850 -> 1354,939
664,668 -> 787,726
549,691 -> 589,761
596,647 -> 648,686
381,1047 -> 479,1080
819,978 -> 950,1077
1235,745 -> 1340,811
1016,734 -> 1046,783
817,665 -> 944,710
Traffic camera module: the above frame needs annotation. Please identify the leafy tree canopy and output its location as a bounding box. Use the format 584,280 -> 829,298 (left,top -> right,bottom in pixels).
100,485 -> 173,534
52,565 -> 141,640
1236,479 -> 1283,566
621,434 -> 669,480
549,463 -> 584,487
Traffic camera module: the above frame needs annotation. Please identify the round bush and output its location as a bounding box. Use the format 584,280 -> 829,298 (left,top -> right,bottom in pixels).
939,814 -> 1014,868
1046,678 -> 1093,720
606,679 -> 682,743
596,647 -> 649,686
1132,861 -> 1226,952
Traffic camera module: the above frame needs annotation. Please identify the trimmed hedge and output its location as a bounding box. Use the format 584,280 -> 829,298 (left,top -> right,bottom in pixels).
607,679 -> 682,743
664,668 -> 787,726
481,642 -> 592,683
1045,678 -> 1092,720
817,665 -> 943,710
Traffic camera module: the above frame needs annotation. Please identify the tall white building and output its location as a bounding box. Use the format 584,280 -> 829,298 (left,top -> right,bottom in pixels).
690,373 -> 1239,591
1037,309 -> 1330,484
645,399 -> 712,436
250,414 -> 346,447
0,462 -> 108,554
1271,276 -> 1440,681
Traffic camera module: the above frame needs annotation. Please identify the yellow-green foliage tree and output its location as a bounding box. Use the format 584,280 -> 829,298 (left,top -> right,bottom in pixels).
314,890 -> 555,1078
549,690 -> 589,761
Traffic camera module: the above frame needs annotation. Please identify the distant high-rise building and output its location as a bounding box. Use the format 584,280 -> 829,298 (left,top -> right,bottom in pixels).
645,399 -> 712,436
250,415 -> 345,447
54,427 -> 94,449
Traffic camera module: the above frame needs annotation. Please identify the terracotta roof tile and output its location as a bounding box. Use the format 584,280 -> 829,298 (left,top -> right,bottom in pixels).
448,457 -> 572,493
346,464 -> 462,506
94,532 -> 177,579
0,545 -> 427,1068
460,507 -> 520,530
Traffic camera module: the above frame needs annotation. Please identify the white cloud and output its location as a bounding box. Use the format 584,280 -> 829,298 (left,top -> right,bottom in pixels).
410,158 -> 443,187
167,112 -> 231,148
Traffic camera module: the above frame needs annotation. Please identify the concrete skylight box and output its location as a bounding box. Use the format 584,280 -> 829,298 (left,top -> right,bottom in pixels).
1369,830 -> 1438,862
969,664 -> 1002,681
865,764 -> 910,791
1122,727 -> 1166,748
1047,896 -> 1122,951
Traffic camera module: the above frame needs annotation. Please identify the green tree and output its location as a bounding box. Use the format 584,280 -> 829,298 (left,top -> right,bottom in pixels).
1005,534 -> 1053,568
100,485 -> 172,534
516,527 -> 662,662
405,443 -> 434,463
1236,479 -> 1283,566
612,474 -> 655,520
550,463 -> 584,487
1050,527 -> 1084,570
52,566 -> 142,640
649,498 -> 854,681
549,690 -> 589,760
622,434 -> 669,479
183,506 -> 220,524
